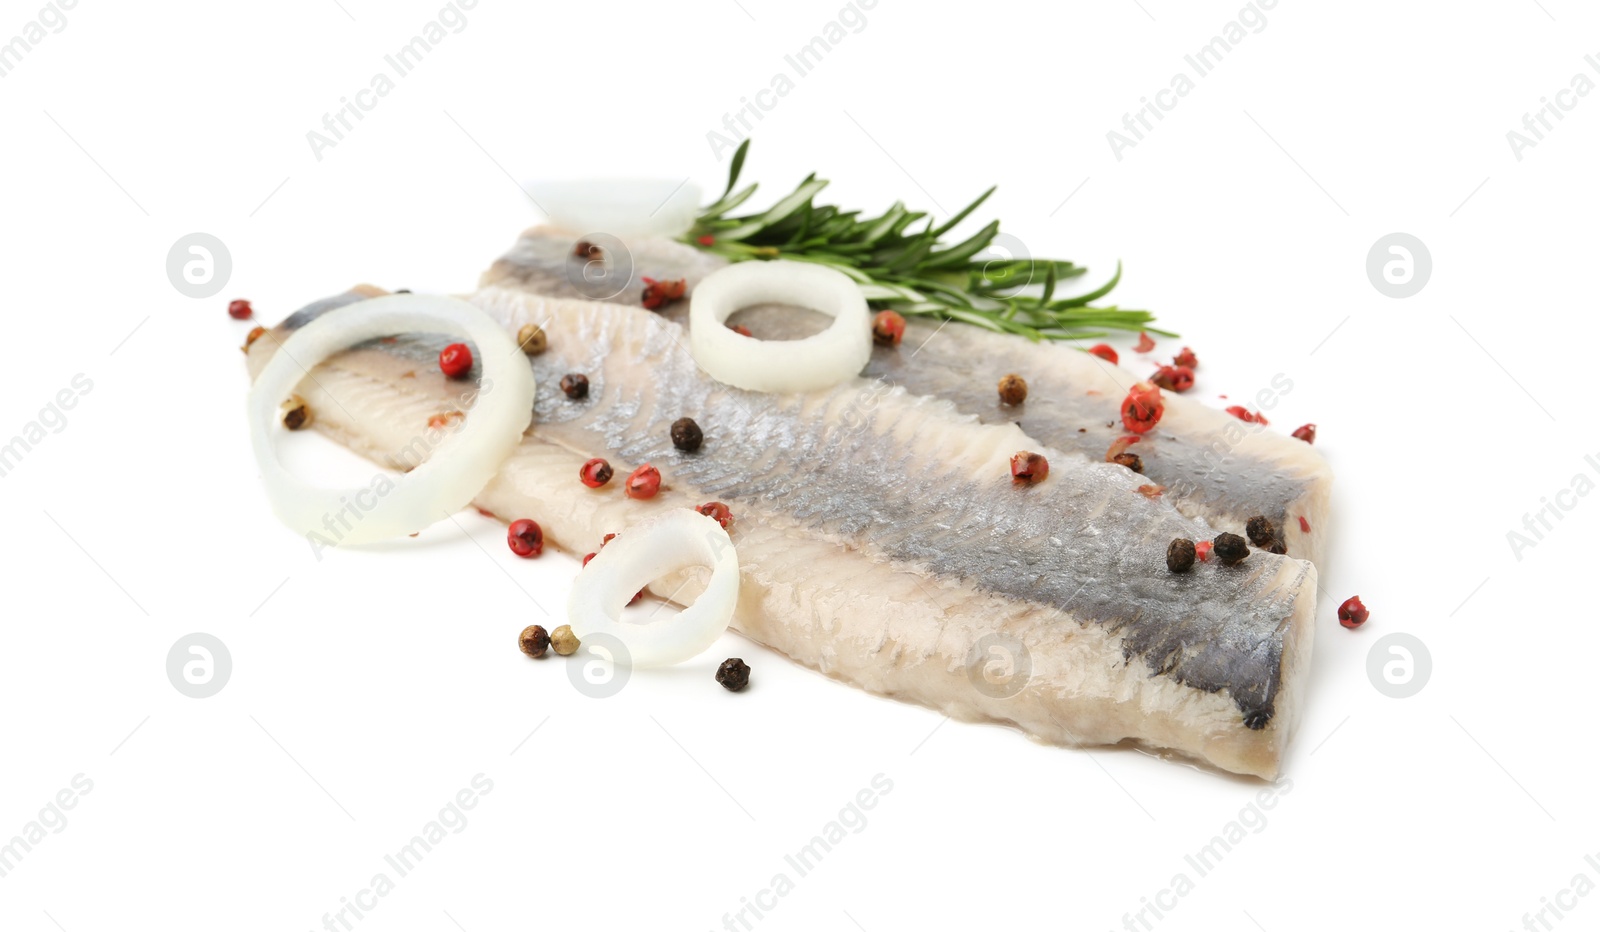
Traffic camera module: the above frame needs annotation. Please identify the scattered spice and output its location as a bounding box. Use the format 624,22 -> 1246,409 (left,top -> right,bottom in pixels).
1245,516 -> 1276,548
716,657 -> 751,692
1195,540 -> 1214,562
1298,516 -> 1311,534
1225,405 -> 1269,425
507,519 -> 544,558
1338,596 -> 1369,629
1136,484 -> 1166,499
582,552 -> 597,567
1173,346 -> 1198,370
281,395 -> 311,431
1265,535 -> 1288,555
1087,344 -> 1119,365
601,533 -> 617,547
427,412 -> 463,430
625,463 -> 661,499
1121,381 -> 1165,434
1167,538 -> 1196,573
1112,452 -> 1144,473
241,326 -> 266,353
697,234 -> 716,247
439,343 -> 473,379
573,240 -> 602,259
560,373 -> 590,399
1010,451 -> 1049,485
1135,332 -> 1155,353
228,299 -> 254,320
671,417 -> 704,452
518,625 -> 550,658
550,625 -> 580,655
516,323 -> 548,355
641,276 -> 687,310
997,373 -> 1028,406
1291,423 -> 1316,444
1213,532 -> 1249,566
872,310 -> 906,346
696,501 -> 734,529
729,323 -> 753,337
1106,434 -> 1141,462
579,458 -> 613,488
1150,365 -> 1195,393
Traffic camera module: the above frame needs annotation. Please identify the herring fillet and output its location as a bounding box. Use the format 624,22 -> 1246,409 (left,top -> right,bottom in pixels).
481,228 -> 1334,566
247,286 -> 1318,778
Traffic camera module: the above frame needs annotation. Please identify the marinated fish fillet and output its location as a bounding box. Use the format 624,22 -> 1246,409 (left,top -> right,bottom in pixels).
482,228 -> 1332,565
249,285 -> 1318,777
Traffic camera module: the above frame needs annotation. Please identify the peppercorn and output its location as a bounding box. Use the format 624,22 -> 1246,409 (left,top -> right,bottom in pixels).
439,343 -> 473,379
1292,423 -> 1317,444
241,326 -> 267,353
625,463 -> 661,499
716,657 -> 751,692
1010,451 -> 1049,485
696,501 -> 733,529
997,373 -> 1028,406
518,624 -> 550,658
1338,596 -> 1369,629
550,625 -> 580,655
1087,344 -> 1119,364
671,417 -> 703,452
517,323 -> 548,356
560,373 -> 589,399
1167,538 -> 1196,573
282,395 -> 311,431
872,310 -> 906,346
1173,347 -> 1198,370
507,519 -> 544,558
573,240 -> 601,259
579,457 -> 613,488
1245,516 -> 1276,548
1111,452 -> 1144,473
1213,532 -> 1249,566
228,299 -> 254,320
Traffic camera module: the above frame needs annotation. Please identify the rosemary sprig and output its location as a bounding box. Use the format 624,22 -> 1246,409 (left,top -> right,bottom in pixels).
683,140 -> 1171,341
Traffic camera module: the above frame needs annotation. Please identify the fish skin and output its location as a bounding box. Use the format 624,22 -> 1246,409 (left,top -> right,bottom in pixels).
247,285 -> 1318,778
481,228 -> 1333,565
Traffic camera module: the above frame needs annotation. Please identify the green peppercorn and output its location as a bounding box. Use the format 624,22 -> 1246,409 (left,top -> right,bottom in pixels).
518,625 -> 550,658
517,324 -> 548,356
1167,538 -> 1196,573
550,624 -> 580,656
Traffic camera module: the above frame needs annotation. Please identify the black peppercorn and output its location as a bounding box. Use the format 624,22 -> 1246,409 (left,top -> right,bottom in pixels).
1245,515 -> 1276,548
1213,532 -> 1249,566
1112,452 -> 1144,474
1167,538 -> 1195,573
518,624 -> 550,658
1266,534 -> 1288,555
560,373 -> 589,399
671,417 -> 703,452
716,657 -> 751,692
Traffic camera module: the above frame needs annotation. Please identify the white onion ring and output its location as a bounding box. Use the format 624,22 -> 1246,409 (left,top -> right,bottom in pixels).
249,293 -> 535,548
567,509 -> 740,667
688,260 -> 871,393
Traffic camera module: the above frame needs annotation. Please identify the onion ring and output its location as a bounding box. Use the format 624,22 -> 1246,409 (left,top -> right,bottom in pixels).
249,293 -> 535,548
688,260 -> 871,393
567,509 -> 740,667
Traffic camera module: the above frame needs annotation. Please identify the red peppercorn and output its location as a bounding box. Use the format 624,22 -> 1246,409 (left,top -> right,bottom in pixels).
601,533 -> 617,547
579,458 -> 613,488
1225,405 -> 1269,425
1087,343 -> 1119,365
507,519 -> 544,558
1292,423 -> 1317,444
1121,381 -> 1165,434
1173,346 -> 1198,370
696,501 -> 733,529
1134,332 -> 1155,353
729,323 -> 753,337
1010,451 -> 1049,485
625,463 -> 661,499
1194,540 -> 1214,562
228,299 -> 254,320
698,235 -> 716,246
439,343 -> 473,379
582,551 -> 597,568
1150,365 -> 1195,393
641,276 -> 687,310
1338,595 -> 1369,629
872,310 -> 906,347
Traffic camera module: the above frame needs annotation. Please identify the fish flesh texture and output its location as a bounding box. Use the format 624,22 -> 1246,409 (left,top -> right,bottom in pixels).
247,283 -> 1319,778
482,228 -> 1333,566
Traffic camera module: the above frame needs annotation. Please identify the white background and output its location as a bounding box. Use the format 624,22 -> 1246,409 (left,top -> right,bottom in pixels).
1,1 -> 1596,930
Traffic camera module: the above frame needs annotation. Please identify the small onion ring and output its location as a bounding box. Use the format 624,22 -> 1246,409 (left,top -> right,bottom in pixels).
567,509 -> 740,667
688,260 -> 870,393
248,293 -> 535,546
